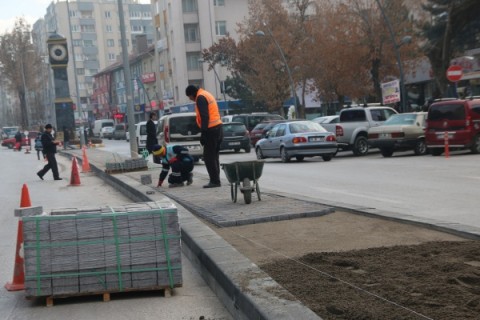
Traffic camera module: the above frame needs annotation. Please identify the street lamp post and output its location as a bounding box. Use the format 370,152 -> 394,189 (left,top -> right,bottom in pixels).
375,0 -> 411,113
256,25 -> 297,118
199,59 -> 229,115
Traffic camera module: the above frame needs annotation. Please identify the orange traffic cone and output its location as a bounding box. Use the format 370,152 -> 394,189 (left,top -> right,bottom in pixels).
5,184 -> 31,291
70,157 -> 81,186
82,147 -> 91,173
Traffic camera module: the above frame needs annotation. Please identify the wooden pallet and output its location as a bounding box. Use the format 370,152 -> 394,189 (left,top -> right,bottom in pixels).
32,284 -> 182,307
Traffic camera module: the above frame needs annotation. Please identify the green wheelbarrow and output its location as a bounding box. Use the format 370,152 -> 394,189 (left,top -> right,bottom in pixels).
221,160 -> 265,204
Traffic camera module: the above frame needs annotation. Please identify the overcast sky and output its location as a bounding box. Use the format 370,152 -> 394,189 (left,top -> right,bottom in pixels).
0,0 -> 150,35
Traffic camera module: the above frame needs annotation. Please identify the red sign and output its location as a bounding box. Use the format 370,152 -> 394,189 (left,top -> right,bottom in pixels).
141,72 -> 156,83
446,65 -> 463,82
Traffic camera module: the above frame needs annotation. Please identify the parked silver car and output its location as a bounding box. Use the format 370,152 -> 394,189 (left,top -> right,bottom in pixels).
255,120 -> 337,162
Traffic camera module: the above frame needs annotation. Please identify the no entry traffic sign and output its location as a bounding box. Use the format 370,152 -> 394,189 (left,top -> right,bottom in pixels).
446,65 -> 463,82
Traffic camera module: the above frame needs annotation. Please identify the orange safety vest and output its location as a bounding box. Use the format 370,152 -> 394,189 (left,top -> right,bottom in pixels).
195,88 -> 222,129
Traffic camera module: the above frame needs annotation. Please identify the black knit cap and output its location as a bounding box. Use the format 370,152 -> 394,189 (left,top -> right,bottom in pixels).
185,85 -> 198,97
45,124 -> 53,129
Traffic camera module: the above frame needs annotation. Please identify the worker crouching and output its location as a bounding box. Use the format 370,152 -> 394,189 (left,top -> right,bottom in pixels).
153,144 -> 194,188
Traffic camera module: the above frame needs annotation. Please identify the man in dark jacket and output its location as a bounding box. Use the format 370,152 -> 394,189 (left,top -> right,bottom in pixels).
14,131 -> 23,151
146,112 -> 158,153
37,124 -> 62,180
186,85 -> 223,188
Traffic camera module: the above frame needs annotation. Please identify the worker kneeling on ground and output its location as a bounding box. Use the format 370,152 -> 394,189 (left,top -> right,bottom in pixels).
153,144 -> 194,188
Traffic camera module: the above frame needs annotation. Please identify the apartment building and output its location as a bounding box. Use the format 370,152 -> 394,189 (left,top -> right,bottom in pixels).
151,0 -> 249,111
34,0 -> 153,123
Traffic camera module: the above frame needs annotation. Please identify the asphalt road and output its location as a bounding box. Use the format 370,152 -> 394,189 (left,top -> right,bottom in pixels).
102,139 -> 480,229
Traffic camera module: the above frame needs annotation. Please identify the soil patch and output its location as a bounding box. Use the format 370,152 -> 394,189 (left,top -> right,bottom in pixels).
212,211 -> 480,319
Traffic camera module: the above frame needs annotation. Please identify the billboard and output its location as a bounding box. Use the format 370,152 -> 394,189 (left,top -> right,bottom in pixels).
381,80 -> 400,105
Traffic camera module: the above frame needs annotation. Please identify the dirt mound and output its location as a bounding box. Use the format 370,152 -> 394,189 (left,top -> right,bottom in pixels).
261,241 -> 480,320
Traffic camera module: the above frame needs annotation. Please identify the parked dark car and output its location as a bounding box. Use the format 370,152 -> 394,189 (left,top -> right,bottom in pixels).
231,113 -> 284,132
250,120 -> 287,146
220,122 -> 251,153
113,123 -> 127,140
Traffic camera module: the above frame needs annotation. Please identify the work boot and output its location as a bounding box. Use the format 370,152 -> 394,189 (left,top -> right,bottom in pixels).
203,182 -> 221,188
168,182 -> 184,188
186,172 -> 193,186
37,172 -> 44,180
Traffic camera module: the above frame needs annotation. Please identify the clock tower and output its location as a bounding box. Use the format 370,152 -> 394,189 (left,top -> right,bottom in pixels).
47,33 -> 75,131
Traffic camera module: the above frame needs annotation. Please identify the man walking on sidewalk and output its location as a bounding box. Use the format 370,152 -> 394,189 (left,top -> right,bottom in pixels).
37,124 -> 62,181
186,85 -> 223,188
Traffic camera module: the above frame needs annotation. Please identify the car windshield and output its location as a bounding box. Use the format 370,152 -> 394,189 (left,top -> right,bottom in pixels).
223,123 -> 247,133
288,121 -> 326,133
384,114 -> 417,125
429,104 -> 465,121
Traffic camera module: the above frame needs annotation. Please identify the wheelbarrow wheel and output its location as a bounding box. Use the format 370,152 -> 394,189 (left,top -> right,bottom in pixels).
242,178 -> 252,204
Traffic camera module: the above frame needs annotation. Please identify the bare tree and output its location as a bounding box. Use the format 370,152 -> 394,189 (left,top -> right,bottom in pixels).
0,18 -> 42,129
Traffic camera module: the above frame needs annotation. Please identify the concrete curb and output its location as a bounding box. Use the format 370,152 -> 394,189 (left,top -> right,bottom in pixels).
61,151 -> 322,320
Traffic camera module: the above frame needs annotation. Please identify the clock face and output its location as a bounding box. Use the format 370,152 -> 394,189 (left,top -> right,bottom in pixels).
49,44 -> 67,62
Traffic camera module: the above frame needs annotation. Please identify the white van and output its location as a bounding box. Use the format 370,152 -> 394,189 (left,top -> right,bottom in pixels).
157,112 -> 203,160
93,119 -> 115,137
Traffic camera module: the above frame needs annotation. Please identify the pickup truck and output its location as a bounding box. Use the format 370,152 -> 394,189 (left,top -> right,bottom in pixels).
335,107 -> 398,156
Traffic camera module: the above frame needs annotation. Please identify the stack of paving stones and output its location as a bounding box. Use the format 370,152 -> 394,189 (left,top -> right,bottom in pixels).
105,158 -> 148,173
23,200 -> 182,298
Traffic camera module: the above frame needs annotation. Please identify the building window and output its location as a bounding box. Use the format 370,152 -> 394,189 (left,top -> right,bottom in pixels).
71,25 -> 80,32
69,10 -> 79,17
77,68 -> 85,75
143,11 -> 152,18
186,52 -> 201,71
81,24 -> 95,33
131,25 -> 145,33
73,39 -> 82,47
107,39 -> 115,47
214,0 -> 225,6
86,69 -> 98,76
84,40 -> 95,47
108,53 -> 116,61
130,11 -> 141,19
215,21 -> 226,36
80,10 -> 93,18
184,24 -> 199,42
105,11 -> 111,18
106,25 -> 112,32
182,0 -> 197,13
74,54 -> 84,61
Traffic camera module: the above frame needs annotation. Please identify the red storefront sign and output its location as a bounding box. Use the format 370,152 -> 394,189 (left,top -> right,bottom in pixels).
141,72 -> 156,83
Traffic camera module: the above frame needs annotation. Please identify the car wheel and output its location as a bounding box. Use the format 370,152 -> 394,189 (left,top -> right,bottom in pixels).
379,147 -> 394,157
7,143 -> 13,149
296,156 -> 304,162
255,147 -> 265,160
470,135 -> 480,154
244,145 -> 251,153
353,136 -> 369,156
430,149 -> 443,156
322,155 -> 332,161
280,147 -> 290,163
414,139 -> 427,155
234,148 -> 240,153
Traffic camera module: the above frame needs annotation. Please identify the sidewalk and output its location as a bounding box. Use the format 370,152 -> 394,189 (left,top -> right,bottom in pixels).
61,148 -> 322,319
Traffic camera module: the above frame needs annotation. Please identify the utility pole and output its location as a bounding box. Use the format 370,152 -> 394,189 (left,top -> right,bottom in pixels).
118,0 -> 138,158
